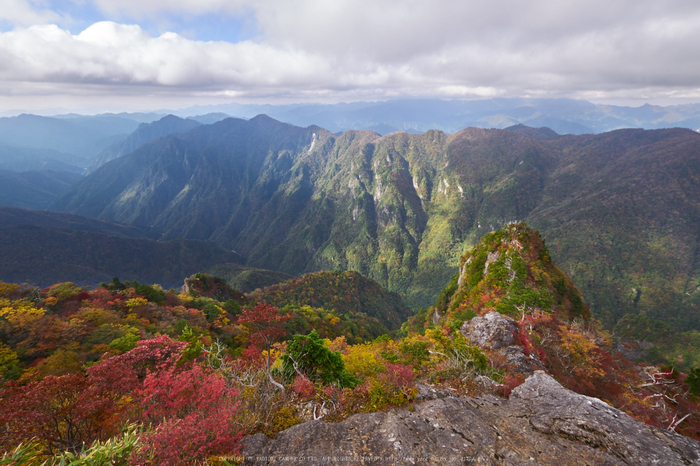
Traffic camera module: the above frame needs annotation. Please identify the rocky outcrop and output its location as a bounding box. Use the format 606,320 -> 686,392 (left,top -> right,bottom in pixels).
503,345 -> 545,375
240,371 -> 700,465
460,311 -> 517,350
461,311 -> 544,375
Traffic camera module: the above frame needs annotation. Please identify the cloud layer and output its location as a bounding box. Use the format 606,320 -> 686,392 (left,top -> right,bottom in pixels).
2,0 -> 700,110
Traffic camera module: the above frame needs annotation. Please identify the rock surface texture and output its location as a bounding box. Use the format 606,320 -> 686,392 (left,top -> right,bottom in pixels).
240,371 -> 700,465
460,311 -> 544,375
460,311 -> 518,350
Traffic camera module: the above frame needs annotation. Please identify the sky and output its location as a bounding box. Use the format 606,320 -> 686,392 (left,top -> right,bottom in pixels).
1,0 -> 700,114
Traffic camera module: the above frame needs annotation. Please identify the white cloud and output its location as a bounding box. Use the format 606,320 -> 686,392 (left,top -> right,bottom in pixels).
0,22 -> 333,89
2,0 -> 700,109
90,0 -> 251,18
0,0 -> 61,26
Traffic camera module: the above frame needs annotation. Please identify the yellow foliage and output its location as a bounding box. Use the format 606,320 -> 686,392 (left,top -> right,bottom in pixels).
300,305 -> 316,318
0,281 -> 18,298
0,301 -> 45,325
530,263 -> 544,282
178,291 -> 193,303
343,343 -> 385,377
125,298 -> 148,310
64,318 -> 89,341
0,342 -> 18,372
37,349 -> 82,377
327,336 -> 348,354
558,324 -> 605,378
44,296 -> 59,306
79,307 -> 119,326
263,348 -> 283,370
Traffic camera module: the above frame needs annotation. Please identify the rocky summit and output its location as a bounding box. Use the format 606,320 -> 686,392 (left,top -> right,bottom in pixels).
241,371 -> 700,465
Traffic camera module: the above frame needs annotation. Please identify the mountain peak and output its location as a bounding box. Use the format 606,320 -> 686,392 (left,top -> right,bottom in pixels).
433,222 -> 589,327
504,123 -> 559,140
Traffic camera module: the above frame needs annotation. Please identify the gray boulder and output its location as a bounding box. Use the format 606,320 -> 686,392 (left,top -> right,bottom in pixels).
460,311 -> 517,349
240,371 -> 700,465
504,345 -> 545,375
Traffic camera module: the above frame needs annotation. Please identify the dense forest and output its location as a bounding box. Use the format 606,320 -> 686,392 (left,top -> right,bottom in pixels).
2,224 -> 700,465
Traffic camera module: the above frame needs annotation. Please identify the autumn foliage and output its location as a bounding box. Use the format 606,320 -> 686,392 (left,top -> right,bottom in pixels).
0,335 -> 242,463
4,223 -> 700,465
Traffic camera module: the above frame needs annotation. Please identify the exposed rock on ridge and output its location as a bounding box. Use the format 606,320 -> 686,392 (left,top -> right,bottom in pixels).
460,311 -> 517,349
461,311 -> 545,375
241,371 -> 700,465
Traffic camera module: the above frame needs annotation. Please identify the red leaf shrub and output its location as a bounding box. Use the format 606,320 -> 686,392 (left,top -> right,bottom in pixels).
0,335 -> 243,461
291,375 -> 315,399
133,364 -> 242,465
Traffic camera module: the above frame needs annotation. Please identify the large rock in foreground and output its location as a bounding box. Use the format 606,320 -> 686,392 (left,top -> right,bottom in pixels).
241,372 -> 700,465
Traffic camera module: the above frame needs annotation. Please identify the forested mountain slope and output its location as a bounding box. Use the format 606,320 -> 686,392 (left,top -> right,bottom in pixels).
0,225 -> 242,289
53,117 -> 700,345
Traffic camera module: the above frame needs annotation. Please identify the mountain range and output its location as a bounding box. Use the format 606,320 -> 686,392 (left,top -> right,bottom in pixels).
175,98 -> 700,135
43,115 -> 700,358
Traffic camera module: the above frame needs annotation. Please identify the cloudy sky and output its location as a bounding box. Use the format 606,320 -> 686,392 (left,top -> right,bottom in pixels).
1,0 -> 700,114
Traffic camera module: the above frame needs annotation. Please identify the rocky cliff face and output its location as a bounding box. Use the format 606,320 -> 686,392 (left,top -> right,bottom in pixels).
240,371 -> 700,465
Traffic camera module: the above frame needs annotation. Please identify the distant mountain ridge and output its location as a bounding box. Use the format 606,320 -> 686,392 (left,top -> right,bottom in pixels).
0,206 -> 151,238
87,115 -> 202,172
0,113 -> 141,162
52,116 -> 700,356
0,171 -> 83,210
174,98 -> 700,135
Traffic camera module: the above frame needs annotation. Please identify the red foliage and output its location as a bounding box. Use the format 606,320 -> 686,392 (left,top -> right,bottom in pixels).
238,303 -> 291,351
240,345 -> 264,364
238,303 -> 291,327
379,363 -> 415,389
0,373 -> 96,454
133,364 -> 242,465
291,375 -> 315,399
517,325 -> 531,356
0,335 -> 243,460
501,374 -> 525,398
92,334 -> 186,380
132,410 -> 242,466
164,292 -> 181,307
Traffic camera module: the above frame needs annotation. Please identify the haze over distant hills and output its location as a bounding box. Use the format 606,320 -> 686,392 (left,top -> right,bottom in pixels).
3,98 -> 700,209
172,98 -> 700,135
0,114 -> 216,209
87,115 -> 202,173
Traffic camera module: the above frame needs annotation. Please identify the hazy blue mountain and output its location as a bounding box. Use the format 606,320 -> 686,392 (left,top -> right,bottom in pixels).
205,262 -> 293,293
55,112 -> 165,124
0,171 -> 84,210
187,113 -> 232,124
50,113 -> 144,136
503,124 -> 560,140
88,115 -> 202,172
0,114 -> 138,163
0,206 -> 152,239
0,207 -> 241,289
173,98 -> 700,135
0,224 -> 242,289
0,144 -> 84,173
